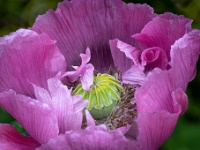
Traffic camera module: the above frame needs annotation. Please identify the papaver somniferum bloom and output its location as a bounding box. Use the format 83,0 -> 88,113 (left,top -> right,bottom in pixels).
0,0 -> 200,149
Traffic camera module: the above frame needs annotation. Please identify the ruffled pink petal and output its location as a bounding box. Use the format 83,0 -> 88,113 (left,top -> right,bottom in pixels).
169,30 -> 200,90
110,40 -> 168,75
34,78 -> 86,133
135,70 -> 188,149
61,111 -> 83,132
32,0 -> 155,72
84,110 -> 130,134
85,110 -> 96,127
135,73 -> 188,148
172,88 -> 188,116
136,69 -> 188,114
109,39 -> 141,73
0,29 -> 66,96
136,29 -> 200,114
136,111 -> 179,150
0,124 -> 40,150
134,32 -> 200,146
0,90 -> 59,144
72,95 -> 88,113
33,84 -> 52,105
122,66 -> 146,85
79,64 -> 94,91
63,48 -> 94,91
134,45 -> 196,149
133,13 -> 192,60
47,78 -> 73,112
37,125 -> 137,150
141,47 -> 168,70
116,40 -> 141,64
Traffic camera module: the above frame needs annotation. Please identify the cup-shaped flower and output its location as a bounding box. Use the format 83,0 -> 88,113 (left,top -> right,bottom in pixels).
0,0 -> 200,150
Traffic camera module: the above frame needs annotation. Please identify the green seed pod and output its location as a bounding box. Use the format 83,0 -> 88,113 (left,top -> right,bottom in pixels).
73,73 -> 123,119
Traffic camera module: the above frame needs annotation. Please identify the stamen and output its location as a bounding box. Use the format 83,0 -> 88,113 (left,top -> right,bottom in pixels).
105,84 -> 137,130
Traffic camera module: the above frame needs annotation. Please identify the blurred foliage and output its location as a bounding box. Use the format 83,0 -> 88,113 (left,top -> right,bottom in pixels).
0,107 -> 14,123
0,0 -> 200,149
11,121 -> 29,136
0,0 -> 62,36
172,0 -> 200,28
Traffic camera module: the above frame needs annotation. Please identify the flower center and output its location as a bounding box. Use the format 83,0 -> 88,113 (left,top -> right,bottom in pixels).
73,73 -> 123,119
73,72 -> 137,130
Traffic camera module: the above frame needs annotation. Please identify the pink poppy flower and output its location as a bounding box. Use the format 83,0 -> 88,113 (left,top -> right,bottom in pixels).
0,0 -> 200,149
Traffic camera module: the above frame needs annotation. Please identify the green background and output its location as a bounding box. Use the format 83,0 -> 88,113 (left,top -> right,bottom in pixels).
0,0 -> 200,149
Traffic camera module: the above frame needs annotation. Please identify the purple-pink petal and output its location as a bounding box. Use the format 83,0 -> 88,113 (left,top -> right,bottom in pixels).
109,39 -> 140,73
60,111 -> 83,132
47,78 -> 73,112
0,29 -> 66,97
63,48 -> 94,91
85,110 -> 96,127
0,0 -> 199,149
135,71 -> 188,148
79,63 -> 94,91
135,69 -> 187,114
37,125 -> 137,150
0,90 -> 59,144
122,66 -> 146,85
140,47 -> 168,70
169,30 -> 200,90
0,124 -> 40,150
171,88 -> 188,116
72,95 -> 88,113
116,40 -> 141,65
31,0 -> 155,72
133,13 -> 192,60
136,111 -> 179,150
134,30 -> 200,148
34,78 -> 87,133
134,65 -> 190,149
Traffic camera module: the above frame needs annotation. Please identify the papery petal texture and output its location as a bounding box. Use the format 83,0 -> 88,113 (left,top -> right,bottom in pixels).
111,13 -> 193,75
63,48 -> 94,91
0,90 -> 59,144
85,110 -> 96,127
0,0 -> 200,149
34,78 -> 87,133
169,30 -> 200,90
140,47 -> 168,70
0,124 -> 39,150
133,13 -> 192,60
0,29 -> 66,96
136,111 -> 179,150
109,39 -> 141,73
134,69 -> 188,149
122,66 -> 146,85
37,125 -> 137,150
32,0 -> 155,72
72,95 -> 88,113
134,30 -> 200,149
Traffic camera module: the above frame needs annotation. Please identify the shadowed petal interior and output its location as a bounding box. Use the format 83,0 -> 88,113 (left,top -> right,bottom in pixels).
37,125 -> 137,150
0,124 -> 40,150
32,0 -> 155,72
